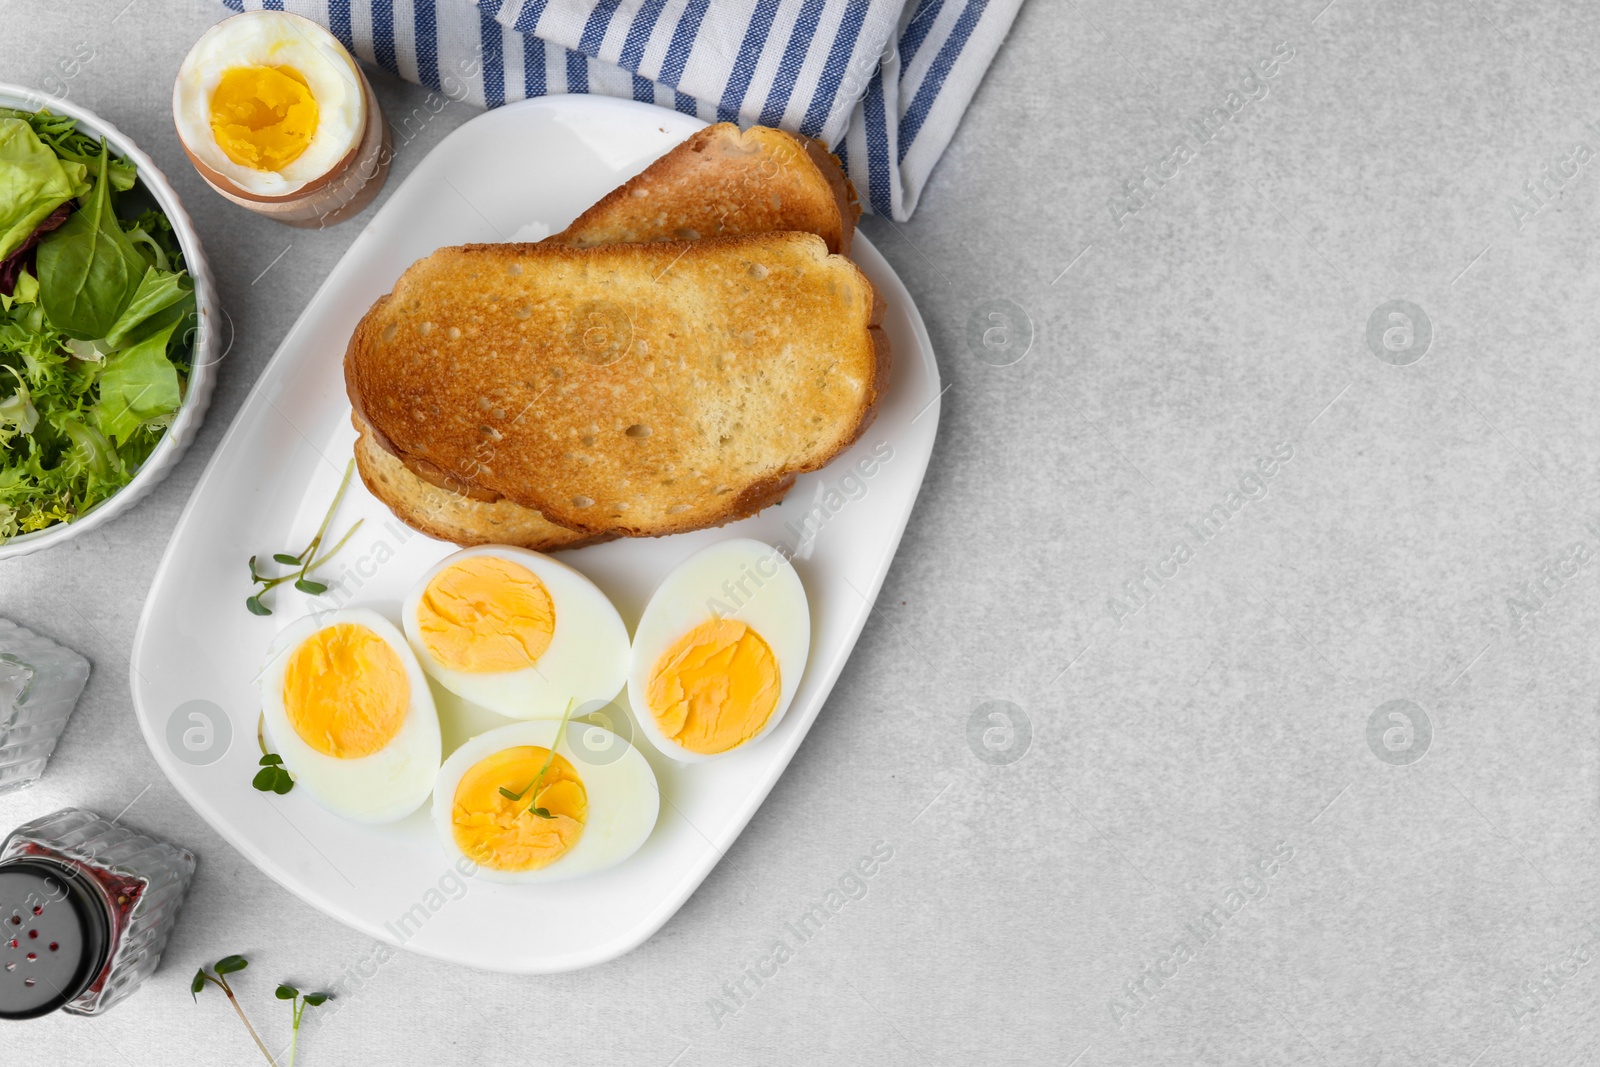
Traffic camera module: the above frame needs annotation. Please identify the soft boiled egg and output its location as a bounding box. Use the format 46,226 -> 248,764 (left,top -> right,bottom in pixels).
259,608 -> 441,824
173,11 -> 365,196
433,720 -> 659,883
628,539 -> 810,761
402,546 -> 630,721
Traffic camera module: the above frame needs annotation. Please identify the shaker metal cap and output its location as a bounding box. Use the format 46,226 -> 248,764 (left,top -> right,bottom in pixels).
0,859 -> 109,1019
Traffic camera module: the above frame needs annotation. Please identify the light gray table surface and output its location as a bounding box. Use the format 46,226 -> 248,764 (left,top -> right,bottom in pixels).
4,1 -> 1600,1063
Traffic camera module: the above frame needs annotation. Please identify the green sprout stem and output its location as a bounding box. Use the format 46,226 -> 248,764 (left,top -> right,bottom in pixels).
252,519 -> 364,594
246,459 -> 364,615
194,961 -> 275,1067
223,986 -> 275,1067
296,459 -> 356,569
275,985 -> 330,1067
305,518 -> 363,573
287,999 -> 302,1067
499,698 -> 576,817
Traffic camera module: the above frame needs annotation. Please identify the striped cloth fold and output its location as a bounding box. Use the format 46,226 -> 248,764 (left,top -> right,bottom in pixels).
218,0 -> 1022,219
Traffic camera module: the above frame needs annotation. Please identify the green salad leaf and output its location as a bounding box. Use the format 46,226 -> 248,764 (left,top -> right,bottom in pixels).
58,415 -> 115,480
124,208 -> 185,274
105,266 -> 193,350
0,117 -> 86,261
0,370 -> 38,440
94,318 -> 180,443
0,108 -> 134,193
2,267 -> 38,309
36,141 -> 145,341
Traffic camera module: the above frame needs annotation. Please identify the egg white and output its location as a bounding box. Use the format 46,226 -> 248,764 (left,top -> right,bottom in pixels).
403,546 -> 631,721
432,720 -> 660,884
627,539 -> 811,762
173,11 -> 364,195
259,608 -> 441,824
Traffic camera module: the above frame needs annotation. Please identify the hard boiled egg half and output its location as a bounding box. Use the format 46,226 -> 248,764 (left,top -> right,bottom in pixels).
173,11 -> 365,197
259,609 -> 441,824
433,720 -> 659,883
403,546 -> 630,720
628,539 -> 810,761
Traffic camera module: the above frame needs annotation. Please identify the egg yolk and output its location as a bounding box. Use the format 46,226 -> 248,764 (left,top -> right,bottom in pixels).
417,557 -> 557,673
451,746 -> 587,871
209,65 -> 319,172
281,624 -> 409,759
646,619 -> 780,754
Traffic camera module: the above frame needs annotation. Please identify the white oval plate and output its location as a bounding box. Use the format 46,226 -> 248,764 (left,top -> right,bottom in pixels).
130,95 -> 939,974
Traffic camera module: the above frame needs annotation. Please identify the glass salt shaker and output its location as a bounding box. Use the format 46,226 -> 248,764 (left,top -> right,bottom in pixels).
0,618 -> 91,795
0,809 -> 195,1018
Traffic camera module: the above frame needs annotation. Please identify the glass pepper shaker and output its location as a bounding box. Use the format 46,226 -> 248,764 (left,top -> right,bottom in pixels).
0,809 -> 195,1018
0,618 -> 91,795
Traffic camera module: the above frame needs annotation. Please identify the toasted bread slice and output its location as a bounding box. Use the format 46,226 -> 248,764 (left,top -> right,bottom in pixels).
352,413 -> 604,550
550,124 -> 860,255
346,233 -> 887,539
354,124 -> 868,550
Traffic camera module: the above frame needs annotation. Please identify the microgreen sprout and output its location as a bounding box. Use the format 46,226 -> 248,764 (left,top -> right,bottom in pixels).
250,713 -> 295,795
274,984 -> 332,1067
498,698 -> 575,819
252,753 -> 294,795
191,955 -> 274,1065
245,459 -> 363,616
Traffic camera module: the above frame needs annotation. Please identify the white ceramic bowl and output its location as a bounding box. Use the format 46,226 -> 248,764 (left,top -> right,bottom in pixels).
0,83 -> 219,560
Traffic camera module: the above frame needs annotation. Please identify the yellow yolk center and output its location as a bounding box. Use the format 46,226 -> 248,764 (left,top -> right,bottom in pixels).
417,557 -> 557,673
646,619 -> 780,754
281,624 -> 409,759
451,746 -> 588,871
209,65 -> 319,171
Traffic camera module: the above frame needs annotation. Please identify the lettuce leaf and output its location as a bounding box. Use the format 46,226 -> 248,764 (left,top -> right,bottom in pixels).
123,209 -> 185,274
93,318 -> 179,443
0,373 -> 38,441
0,117 -> 86,261
0,108 -> 134,194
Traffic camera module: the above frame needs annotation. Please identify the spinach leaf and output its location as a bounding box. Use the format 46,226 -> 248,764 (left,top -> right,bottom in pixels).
36,140 -> 143,341
0,117 -> 86,261
93,318 -> 179,443
104,266 -> 192,349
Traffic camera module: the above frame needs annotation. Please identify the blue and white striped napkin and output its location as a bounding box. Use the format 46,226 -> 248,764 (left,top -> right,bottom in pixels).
218,0 -> 1022,219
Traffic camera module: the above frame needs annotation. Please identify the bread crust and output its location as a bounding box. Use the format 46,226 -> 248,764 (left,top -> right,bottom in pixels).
356,412 -> 809,549
352,413 -> 606,550
549,124 -> 860,255
345,233 -> 887,541
795,132 -> 862,257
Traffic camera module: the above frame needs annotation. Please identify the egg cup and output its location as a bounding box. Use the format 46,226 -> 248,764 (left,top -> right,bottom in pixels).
174,13 -> 392,229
